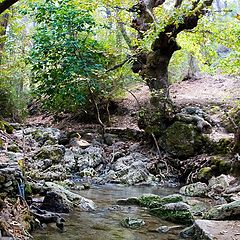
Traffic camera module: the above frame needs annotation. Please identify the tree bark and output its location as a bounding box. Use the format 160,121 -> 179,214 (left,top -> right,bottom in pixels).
0,0 -> 18,14
0,13 -> 9,62
131,0 -> 214,97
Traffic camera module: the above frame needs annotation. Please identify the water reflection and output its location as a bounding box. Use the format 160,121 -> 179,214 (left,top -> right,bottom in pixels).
33,184 -> 182,240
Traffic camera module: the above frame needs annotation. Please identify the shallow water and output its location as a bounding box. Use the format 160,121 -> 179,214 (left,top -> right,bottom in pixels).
33,184 -> 184,240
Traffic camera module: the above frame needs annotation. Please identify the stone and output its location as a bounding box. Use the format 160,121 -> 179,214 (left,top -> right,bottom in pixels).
209,174 -> 234,190
7,144 -> 20,153
34,145 -> 65,163
179,225 -> 195,239
76,146 -> 103,171
150,202 -> 193,224
41,191 -> 70,213
121,217 -> 145,229
194,220 -> 240,240
180,182 -> 208,197
29,127 -> 61,146
44,182 -> 95,211
162,121 -> 204,158
138,194 -> 183,208
156,225 -> 183,234
204,200 -> 240,220
116,197 -> 140,206
4,181 -> 13,188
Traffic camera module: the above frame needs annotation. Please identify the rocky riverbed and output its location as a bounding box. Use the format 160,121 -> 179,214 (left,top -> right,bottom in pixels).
1,119 -> 240,239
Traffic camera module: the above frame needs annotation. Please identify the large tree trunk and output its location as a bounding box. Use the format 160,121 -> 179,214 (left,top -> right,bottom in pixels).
131,0 -> 213,97
131,0 -> 213,135
133,32 -> 180,97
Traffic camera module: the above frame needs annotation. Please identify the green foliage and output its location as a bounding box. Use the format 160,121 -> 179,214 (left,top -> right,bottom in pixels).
177,8 -> 240,75
0,9 -> 31,119
28,0 -> 138,114
29,0 -> 109,112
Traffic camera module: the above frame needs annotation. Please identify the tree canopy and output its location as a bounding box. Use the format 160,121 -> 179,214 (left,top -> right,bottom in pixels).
0,0 -> 239,118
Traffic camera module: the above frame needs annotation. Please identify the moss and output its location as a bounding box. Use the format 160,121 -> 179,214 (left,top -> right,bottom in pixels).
213,138 -> 233,154
0,120 -> 14,134
163,121 -> 203,158
198,167 -> 213,181
138,109 -> 168,136
138,194 -> 183,209
7,144 -> 20,153
210,156 -> 231,174
138,194 -> 162,207
0,138 -> 3,149
150,208 -> 193,224
25,183 -> 32,195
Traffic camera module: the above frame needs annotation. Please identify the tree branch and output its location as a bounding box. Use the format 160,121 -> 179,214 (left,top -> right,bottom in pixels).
0,0 -> 18,14
106,55 -> 135,72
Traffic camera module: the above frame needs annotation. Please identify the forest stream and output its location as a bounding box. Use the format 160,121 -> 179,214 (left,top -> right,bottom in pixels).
33,184 -> 181,240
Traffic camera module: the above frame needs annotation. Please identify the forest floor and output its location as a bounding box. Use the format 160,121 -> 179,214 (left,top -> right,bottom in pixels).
26,73 -> 240,131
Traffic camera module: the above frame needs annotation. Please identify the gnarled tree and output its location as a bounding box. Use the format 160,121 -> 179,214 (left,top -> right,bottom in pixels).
131,0 -> 214,98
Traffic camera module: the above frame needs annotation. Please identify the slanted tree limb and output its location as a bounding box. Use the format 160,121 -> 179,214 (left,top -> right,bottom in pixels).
0,0 -> 18,14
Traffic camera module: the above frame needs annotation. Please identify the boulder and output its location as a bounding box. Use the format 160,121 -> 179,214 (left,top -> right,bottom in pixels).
180,182 -> 208,197
76,146 -> 103,171
114,156 -> 152,185
162,121 -> 205,158
41,191 -> 70,213
204,200 -> 240,220
27,127 -> 61,146
138,194 -> 183,208
138,194 -> 192,224
44,182 -> 95,211
34,145 -> 65,163
209,174 -> 234,191
150,202 -> 193,224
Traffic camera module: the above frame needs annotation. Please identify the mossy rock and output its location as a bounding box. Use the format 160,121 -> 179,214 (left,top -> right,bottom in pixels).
204,200 -> 240,220
7,144 -> 20,153
138,194 -> 162,208
222,107 -> 240,133
198,167 -> 213,181
138,108 -> 169,136
150,202 -> 193,224
138,194 -> 183,209
121,217 -> 145,229
0,120 -> 14,134
210,156 -> 231,174
213,138 -> 233,154
0,138 -> 3,149
34,145 -> 65,162
161,121 -> 204,158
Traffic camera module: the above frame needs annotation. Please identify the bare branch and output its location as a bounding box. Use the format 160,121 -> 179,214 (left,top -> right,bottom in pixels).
174,0 -> 183,8
106,55 -> 134,72
0,0 -> 18,14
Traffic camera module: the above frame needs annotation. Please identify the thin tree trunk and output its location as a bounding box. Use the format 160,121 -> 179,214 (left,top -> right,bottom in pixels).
0,13 -> 9,62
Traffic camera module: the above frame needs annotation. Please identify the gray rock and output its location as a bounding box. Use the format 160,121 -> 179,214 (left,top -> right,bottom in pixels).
204,200 -> 240,220
179,225 -> 195,239
209,174 -> 234,190
34,145 -> 65,163
44,182 -> 96,211
180,182 -> 208,197
41,191 -> 70,213
121,217 -> 145,229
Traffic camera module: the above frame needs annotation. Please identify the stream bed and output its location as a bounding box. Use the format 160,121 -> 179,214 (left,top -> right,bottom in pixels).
33,184 -> 185,240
